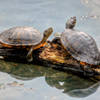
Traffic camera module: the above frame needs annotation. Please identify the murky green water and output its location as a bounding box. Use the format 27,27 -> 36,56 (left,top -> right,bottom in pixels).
0,0 -> 100,100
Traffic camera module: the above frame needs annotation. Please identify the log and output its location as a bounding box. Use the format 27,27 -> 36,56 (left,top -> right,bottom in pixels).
0,41 -> 100,79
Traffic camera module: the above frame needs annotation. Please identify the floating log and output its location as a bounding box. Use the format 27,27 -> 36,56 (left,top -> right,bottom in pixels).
0,41 -> 100,79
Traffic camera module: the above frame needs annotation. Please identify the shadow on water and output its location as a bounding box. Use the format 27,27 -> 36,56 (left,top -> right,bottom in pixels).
0,60 -> 99,98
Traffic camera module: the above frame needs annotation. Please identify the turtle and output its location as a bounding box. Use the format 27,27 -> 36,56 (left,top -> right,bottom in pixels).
0,26 -> 53,62
52,16 -> 100,75
60,16 -> 100,74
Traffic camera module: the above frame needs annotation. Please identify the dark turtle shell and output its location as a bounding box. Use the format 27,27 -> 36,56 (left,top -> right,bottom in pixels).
61,29 -> 100,65
0,26 -> 43,47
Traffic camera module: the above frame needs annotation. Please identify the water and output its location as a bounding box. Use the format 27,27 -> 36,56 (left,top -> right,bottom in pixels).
0,0 -> 100,100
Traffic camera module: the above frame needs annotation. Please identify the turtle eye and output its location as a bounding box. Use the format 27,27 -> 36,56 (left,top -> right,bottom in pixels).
44,32 -> 47,37
45,30 -> 47,33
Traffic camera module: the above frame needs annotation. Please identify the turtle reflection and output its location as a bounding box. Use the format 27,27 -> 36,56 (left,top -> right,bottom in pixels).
0,60 -> 99,98
45,71 -> 99,98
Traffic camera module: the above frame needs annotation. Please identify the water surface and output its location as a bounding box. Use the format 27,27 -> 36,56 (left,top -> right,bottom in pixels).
0,0 -> 100,100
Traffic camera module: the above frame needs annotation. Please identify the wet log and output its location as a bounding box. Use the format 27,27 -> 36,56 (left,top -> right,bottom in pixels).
0,41 -> 100,79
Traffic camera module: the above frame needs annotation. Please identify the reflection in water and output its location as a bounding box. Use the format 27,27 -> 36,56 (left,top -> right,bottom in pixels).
67,82 -> 99,98
0,60 -> 99,98
45,72 -> 99,98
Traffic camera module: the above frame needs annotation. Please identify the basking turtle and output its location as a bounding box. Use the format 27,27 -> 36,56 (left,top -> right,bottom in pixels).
60,16 -> 100,71
0,26 -> 53,62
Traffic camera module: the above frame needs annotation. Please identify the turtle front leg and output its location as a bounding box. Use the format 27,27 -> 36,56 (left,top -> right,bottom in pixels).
26,47 -> 33,62
26,43 -> 47,62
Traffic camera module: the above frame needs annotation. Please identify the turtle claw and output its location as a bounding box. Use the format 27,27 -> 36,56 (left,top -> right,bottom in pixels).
26,52 -> 33,62
26,56 -> 33,62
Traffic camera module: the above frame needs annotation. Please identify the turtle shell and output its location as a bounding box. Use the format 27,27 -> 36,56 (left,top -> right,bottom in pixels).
0,26 -> 43,47
61,29 -> 100,65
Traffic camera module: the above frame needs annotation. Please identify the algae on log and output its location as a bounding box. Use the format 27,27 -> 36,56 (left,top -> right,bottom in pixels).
0,41 -> 100,78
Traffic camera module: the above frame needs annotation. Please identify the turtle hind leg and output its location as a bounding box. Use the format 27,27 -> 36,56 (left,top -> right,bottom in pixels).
80,62 -> 94,76
26,47 -> 33,62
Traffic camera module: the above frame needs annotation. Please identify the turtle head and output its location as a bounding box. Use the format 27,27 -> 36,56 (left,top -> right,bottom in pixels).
66,16 -> 76,29
43,27 -> 53,42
